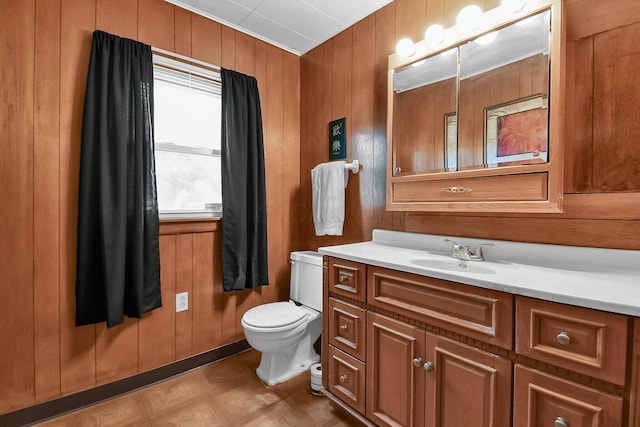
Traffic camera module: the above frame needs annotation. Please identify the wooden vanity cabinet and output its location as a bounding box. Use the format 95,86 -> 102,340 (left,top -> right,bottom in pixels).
513,365 -> 623,427
323,256 -> 633,427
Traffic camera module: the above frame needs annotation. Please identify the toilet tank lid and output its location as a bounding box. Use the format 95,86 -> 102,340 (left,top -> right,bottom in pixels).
290,251 -> 322,266
242,302 -> 307,329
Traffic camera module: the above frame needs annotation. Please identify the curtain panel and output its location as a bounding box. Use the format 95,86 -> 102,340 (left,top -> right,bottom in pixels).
221,68 -> 269,291
76,30 -> 161,328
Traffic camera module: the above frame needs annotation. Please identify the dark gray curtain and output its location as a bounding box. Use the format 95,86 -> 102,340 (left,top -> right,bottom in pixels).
76,30 -> 161,328
221,68 -> 269,291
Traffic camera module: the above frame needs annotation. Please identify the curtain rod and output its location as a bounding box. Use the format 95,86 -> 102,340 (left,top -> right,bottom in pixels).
151,46 -> 221,72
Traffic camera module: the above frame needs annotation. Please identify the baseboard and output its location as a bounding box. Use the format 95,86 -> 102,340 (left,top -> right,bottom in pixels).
0,340 -> 250,427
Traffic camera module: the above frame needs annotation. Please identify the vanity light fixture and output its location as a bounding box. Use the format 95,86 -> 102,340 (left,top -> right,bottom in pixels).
396,38 -> 416,57
456,5 -> 484,33
501,0 -> 527,13
425,24 -> 446,46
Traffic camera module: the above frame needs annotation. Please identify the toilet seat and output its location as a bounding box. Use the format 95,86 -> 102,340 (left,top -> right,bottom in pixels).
242,302 -> 308,332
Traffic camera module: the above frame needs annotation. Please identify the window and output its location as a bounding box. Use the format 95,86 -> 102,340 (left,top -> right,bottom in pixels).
153,55 -> 222,218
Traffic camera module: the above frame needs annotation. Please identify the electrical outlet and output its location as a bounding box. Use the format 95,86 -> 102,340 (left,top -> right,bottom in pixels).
176,292 -> 188,312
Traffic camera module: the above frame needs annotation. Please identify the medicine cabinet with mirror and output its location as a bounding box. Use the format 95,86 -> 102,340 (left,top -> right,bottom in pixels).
387,0 -> 563,213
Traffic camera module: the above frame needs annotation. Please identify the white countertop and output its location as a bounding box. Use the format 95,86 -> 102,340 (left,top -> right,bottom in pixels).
319,230 -> 640,316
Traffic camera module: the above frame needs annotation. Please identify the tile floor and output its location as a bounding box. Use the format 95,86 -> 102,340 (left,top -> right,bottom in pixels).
33,350 -> 359,427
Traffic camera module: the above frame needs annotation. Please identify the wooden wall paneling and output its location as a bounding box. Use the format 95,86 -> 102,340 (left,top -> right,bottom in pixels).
59,0 -> 97,397
265,44 -> 287,304
564,38 -> 594,193
0,0 -> 36,413
331,30 -> 354,245
212,230 -> 225,349
191,15 -> 221,65
283,51 -> 301,261
137,0 -> 174,51
33,0 -> 62,404
299,47 -> 324,251
192,232 -> 218,354
175,234 -> 194,358
173,6 -> 191,57
395,0 -> 427,43
96,0 -> 137,39
220,25 -> 238,345
592,22 -> 640,192
234,32 -> 257,339
351,16 -> 376,243
404,214 -> 640,250
95,318 -> 139,385
565,0 -> 640,42
139,235 -> 177,372
373,4 -> 395,231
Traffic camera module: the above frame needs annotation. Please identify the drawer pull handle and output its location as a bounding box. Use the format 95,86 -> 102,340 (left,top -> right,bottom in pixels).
442,186 -> 472,194
554,416 -> 568,427
423,361 -> 434,372
339,324 -> 348,331
413,357 -> 422,368
339,374 -> 348,383
556,332 -> 572,346
339,273 -> 349,283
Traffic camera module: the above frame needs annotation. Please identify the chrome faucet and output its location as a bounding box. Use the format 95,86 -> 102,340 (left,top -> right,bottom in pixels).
444,239 -> 494,262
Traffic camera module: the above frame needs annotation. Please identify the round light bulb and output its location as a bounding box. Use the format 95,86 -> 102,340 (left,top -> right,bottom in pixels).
396,38 -> 415,57
501,0 -> 526,13
425,24 -> 446,46
456,5 -> 483,33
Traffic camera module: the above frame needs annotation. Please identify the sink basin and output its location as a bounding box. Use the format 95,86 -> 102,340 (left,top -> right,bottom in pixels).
410,257 -> 496,274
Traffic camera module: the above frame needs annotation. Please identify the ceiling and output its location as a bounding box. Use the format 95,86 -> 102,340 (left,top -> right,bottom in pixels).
165,0 -> 394,56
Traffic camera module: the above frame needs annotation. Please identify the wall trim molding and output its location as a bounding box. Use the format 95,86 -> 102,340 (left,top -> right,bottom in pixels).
0,340 -> 250,426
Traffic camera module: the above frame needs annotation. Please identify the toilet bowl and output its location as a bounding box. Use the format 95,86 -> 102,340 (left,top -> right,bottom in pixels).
241,251 -> 323,386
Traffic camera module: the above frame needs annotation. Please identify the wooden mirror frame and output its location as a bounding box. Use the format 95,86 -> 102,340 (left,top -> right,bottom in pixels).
386,0 -> 564,213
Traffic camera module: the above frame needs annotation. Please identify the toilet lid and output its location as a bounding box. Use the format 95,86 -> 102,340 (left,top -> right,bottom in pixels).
242,302 -> 307,329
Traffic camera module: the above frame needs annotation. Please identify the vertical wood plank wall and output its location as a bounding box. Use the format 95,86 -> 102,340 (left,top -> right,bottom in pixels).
0,0 -> 300,414
300,0 -> 640,252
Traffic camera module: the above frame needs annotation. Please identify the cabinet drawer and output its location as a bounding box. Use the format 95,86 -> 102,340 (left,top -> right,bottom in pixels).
328,298 -> 366,361
391,172 -> 548,203
328,258 -> 366,303
513,365 -> 623,427
368,266 -> 513,348
328,346 -> 366,415
516,297 -> 628,385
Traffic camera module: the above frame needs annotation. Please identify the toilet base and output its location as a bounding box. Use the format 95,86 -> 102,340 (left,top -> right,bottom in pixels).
254,315 -> 321,387
256,351 -> 320,387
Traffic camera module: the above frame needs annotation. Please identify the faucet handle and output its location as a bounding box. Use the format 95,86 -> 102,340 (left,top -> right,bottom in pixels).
471,243 -> 494,259
444,238 -> 465,249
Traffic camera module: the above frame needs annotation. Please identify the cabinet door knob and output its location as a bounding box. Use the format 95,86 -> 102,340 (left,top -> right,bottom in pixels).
413,357 -> 423,367
423,361 -> 434,372
339,324 -> 348,331
554,416 -> 568,427
339,374 -> 348,383
556,332 -> 572,346
339,273 -> 349,283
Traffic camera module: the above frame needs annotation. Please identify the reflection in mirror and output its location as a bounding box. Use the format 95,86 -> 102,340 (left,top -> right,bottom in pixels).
458,10 -> 550,170
392,48 -> 457,176
391,10 -> 551,176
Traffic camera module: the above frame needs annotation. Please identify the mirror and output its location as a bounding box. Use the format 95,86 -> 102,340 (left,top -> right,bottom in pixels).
391,9 -> 552,176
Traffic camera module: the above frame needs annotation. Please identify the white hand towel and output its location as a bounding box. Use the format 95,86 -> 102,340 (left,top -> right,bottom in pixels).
311,161 -> 348,236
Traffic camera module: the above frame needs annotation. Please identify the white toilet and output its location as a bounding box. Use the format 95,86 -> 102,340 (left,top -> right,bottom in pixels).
241,251 -> 323,386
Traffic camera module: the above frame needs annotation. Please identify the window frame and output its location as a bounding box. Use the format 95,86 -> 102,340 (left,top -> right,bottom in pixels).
152,53 -> 223,220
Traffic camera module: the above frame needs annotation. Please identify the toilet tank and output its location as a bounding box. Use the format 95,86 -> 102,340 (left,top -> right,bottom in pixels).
290,251 -> 323,312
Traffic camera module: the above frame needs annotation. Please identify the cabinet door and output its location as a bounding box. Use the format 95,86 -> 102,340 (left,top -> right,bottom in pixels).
513,365 -> 623,427
425,333 -> 512,427
367,312 -> 426,427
